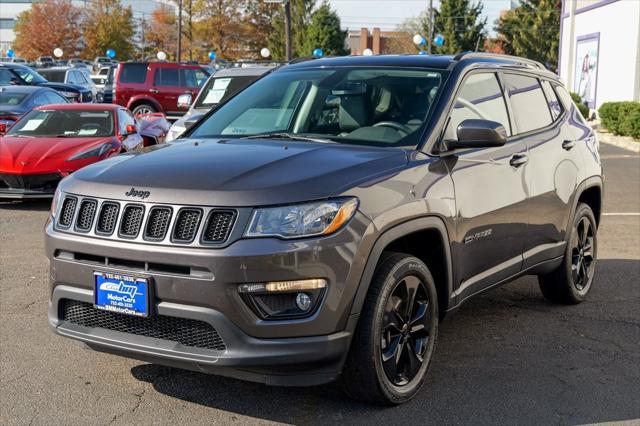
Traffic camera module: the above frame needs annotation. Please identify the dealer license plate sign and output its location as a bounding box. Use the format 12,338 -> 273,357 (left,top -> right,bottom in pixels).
94,272 -> 149,317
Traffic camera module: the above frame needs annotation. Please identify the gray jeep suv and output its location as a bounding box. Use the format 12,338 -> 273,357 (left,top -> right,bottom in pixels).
46,53 -> 603,405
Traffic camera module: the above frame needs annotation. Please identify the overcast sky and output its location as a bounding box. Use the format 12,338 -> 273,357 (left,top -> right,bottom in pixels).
327,0 -> 512,33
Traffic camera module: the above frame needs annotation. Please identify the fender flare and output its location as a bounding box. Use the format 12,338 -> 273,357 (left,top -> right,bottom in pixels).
126,96 -> 162,113
567,175 -> 604,232
348,216 -> 453,318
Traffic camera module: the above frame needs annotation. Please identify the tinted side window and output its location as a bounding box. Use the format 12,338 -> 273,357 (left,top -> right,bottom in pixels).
180,69 -> 197,88
155,68 -> 179,86
0,69 -> 13,85
31,93 -> 50,107
540,80 -> 563,120
503,74 -> 552,134
119,63 -> 148,84
444,72 -> 511,140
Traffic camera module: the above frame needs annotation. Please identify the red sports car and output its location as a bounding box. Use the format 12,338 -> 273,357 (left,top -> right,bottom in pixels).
0,104 -> 169,199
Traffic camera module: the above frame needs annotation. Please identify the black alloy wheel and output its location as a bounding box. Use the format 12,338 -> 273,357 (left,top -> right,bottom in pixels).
570,216 -> 595,292
381,275 -> 433,386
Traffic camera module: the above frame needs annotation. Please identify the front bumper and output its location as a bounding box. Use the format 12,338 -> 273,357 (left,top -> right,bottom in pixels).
0,173 -> 60,198
45,213 -> 372,384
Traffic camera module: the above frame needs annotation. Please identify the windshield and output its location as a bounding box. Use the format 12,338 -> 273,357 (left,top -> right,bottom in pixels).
194,75 -> 261,108
14,67 -> 47,84
38,70 -> 66,83
6,109 -> 115,137
188,67 -> 444,147
0,93 -> 27,106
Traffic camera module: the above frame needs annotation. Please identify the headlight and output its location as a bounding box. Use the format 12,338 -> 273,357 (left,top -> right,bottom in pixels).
67,142 -> 116,161
245,197 -> 358,239
51,187 -> 62,218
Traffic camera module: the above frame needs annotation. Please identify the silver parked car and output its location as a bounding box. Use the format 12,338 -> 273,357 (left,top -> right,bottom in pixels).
166,66 -> 274,141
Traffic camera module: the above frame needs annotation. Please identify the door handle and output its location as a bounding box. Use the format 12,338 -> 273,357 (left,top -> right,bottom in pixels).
149,88 -> 159,94
509,153 -> 529,168
562,139 -> 577,150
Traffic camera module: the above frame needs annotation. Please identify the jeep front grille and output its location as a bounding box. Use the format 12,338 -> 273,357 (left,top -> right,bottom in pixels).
119,205 -> 145,238
203,210 -> 236,243
58,197 -> 77,228
75,199 -> 97,231
145,207 -> 172,240
54,195 -> 237,248
60,299 -> 226,351
172,209 -> 202,242
96,202 -> 119,235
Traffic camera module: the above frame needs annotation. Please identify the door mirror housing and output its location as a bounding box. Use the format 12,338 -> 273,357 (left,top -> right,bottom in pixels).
125,124 -> 137,135
0,123 -> 7,135
445,119 -> 507,150
177,93 -> 192,109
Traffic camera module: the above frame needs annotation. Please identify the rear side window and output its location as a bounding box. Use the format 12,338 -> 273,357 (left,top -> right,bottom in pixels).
503,73 -> 552,134
119,63 -> 148,84
444,72 -> 511,140
540,80 -> 563,120
154,68 -> 179,87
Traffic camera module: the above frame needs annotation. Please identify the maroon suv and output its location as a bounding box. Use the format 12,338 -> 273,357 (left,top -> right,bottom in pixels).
113,62 -> 210,119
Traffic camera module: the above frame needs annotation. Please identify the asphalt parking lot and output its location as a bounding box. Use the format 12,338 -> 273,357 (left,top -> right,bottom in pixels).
1,142 -> 638,425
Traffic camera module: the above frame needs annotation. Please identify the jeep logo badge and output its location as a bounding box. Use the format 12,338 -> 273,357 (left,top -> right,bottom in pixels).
125,188 -> 150,199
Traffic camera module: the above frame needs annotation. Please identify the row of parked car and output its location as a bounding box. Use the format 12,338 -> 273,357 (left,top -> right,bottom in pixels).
0,58 -> 280,198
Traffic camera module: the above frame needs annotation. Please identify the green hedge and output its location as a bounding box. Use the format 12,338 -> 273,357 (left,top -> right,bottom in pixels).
570,92 -> 590,119
598,101 -> 640,139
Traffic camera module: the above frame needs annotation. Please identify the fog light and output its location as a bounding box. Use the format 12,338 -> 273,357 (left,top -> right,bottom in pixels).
238,279 -> 327,320
296,293 -> 311,311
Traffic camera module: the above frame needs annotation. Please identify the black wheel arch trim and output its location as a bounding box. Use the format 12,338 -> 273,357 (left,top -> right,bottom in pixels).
568,175 -> 604,233
348,216 -> 453,319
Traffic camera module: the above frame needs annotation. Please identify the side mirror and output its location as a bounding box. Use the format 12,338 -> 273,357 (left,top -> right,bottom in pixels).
177,93 -> 192,109
446,119 -> 507,150
0,123 -> 6,135
125,124 -> 137,135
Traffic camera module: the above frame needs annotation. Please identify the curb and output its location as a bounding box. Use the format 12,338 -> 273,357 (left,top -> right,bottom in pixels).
596,131 -> 640,153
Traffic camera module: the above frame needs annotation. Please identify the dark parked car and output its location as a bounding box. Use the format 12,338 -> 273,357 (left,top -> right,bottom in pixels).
37,67 -> 98,102
0,86 -> 68,128
0,63 -> 93,103
45,53 -> 603,405
112,61 -> 210,118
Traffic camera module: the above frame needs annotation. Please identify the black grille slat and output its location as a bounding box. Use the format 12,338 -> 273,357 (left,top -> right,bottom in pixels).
172,209 -> 202,242
119,205 -> 145,238
58,197 -> 77,227
202,210 -> 235,243
61,300 -> 225,351
144,207 -> 172,240
96,202 -> 119,235
75,199 -> 97,231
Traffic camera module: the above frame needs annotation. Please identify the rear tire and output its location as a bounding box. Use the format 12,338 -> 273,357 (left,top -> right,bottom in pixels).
131,103 -> 156,117
343,253 -> 438,405
538,202 -> 598,304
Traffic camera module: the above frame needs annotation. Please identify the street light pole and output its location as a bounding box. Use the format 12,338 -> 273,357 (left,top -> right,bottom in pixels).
177,0 -> 183,62
284,0 -> 292,61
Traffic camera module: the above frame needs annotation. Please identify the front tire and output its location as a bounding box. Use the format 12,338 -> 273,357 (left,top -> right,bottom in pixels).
343,253 -> 438,405
538,202 -> 598,304
131,103 -> 157,117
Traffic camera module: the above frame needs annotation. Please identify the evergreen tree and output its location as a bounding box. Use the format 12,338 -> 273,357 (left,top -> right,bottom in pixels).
422,0 -> 486,54
268,0 -> 316,60
496,0 -> 560,69
300,2 -> 347,57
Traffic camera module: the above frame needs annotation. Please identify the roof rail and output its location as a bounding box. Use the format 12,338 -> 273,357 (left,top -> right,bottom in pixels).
287,57 -> 318,65
453,51 -> 546,70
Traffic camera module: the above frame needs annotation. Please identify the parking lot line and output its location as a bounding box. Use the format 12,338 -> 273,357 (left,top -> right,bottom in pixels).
602,212 -> 640,216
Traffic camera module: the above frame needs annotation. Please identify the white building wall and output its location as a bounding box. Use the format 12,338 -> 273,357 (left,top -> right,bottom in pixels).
559,0 -> 640,110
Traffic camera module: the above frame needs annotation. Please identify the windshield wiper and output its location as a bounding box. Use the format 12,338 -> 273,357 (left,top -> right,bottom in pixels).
241,132 -> 336,144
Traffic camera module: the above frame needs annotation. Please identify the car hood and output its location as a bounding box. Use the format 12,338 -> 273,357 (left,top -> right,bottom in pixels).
0,136 -> 113,173
63,138 -> 409,206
